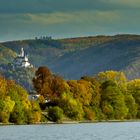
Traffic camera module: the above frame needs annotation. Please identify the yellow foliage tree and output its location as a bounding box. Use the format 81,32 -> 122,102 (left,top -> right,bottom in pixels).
0,96 -> 15,123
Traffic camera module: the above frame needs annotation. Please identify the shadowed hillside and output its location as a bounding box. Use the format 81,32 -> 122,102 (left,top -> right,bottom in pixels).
1,34 -> 140,80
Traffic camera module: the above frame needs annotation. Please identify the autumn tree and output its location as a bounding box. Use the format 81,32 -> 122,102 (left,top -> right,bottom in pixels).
33,66 -> 52,97
0,75 -> 42,124
0,76 -> 7,99
7,80 -> 41,124
96,71 -> 127,83
96,71 -> 127,92
67,80 -> 92,106
33,66 -> 67,100
81,76 -> 102,119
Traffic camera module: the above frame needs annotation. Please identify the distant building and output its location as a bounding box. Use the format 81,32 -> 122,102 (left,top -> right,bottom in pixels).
28,94 -> 40,101
35,36 -> 52,40
12,48 -> 33,68
28,94 -> 50,103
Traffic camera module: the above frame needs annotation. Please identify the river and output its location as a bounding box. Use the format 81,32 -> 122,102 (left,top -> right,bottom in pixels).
0,122 -> 140,140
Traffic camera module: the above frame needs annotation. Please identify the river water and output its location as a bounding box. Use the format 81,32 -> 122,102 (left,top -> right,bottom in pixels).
0,122 -> 140,140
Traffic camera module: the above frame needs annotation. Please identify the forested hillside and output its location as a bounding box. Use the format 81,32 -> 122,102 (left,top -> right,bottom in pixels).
0,34 -> 140,81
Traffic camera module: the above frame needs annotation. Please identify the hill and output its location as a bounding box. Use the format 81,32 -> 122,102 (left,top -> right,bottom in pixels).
0,34 -> 140,82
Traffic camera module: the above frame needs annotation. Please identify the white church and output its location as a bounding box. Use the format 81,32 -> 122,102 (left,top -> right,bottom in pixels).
12,48 -> 33,68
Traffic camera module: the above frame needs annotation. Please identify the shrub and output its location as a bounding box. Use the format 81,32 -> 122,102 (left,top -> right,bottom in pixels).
48,106 -> 63,122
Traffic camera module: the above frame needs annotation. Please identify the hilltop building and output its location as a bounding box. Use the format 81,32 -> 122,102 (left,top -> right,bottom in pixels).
12,48 -> 33,68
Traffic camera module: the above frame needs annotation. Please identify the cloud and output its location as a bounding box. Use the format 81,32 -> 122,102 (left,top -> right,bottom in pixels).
0,0 -> 104,13
27,13 -> 75,25
0,0 -> 98,13
25,10 -> 120,26
101,0 -> 140,8
0,9 -> 139,42
0,0 -> 139,14
0,11 -> 119,27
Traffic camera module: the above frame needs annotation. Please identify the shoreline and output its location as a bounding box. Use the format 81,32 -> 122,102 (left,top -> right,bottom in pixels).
1,119 -> 140,126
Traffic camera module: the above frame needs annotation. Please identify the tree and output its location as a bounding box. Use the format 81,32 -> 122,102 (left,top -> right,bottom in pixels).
58,92 -> 84,120
81,76 -> 102,120
127,79 -> 140,118
27,101 -> 41,123
96,71 -> 127,83
33,66 -> 52,97
0,76 -> 7,99
100,80 -> 128,119
67,80 -> 92,106
0,74 -> 42,124
0,96 -> 15,123
96,71 -> 127,92
48,106 -> 63,122
124,93 -> 137,119
33,66 -> 67,100
8,80 -> 41,124
83,107 -> 96,120
10,100 -> 25,124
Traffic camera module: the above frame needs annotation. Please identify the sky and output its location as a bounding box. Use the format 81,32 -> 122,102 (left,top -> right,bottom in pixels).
0,0 -> 140,42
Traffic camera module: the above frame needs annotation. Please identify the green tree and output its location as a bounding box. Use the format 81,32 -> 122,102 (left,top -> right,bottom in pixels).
127,79 -> 140,118
8,80 -> 41,124
48,106 -> 64,122
10,101 -> 25,124
100,80 -> 128,119
124,93 -> 137,119
27,101 -> 41,123
58,92 -> 84,120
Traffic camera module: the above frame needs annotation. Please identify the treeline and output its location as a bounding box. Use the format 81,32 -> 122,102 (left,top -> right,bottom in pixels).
0,77 -> 41,124
1,66 -> 140,124
33,67 -> 140,122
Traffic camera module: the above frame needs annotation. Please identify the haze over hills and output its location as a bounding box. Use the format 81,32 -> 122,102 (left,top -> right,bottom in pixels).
0,34 -> 140,81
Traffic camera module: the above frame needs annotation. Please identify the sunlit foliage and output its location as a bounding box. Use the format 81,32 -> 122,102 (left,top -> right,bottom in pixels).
0,76 -> 41,124
32,67 -> 140,121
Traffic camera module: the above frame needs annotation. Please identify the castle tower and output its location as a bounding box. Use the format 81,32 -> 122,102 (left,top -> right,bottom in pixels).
13,47 -> 33,68
21,48 -> 24,57
24,55 -> 29,62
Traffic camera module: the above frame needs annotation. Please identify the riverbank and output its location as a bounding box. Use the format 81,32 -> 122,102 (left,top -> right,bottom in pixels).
1,119 -> 140,126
